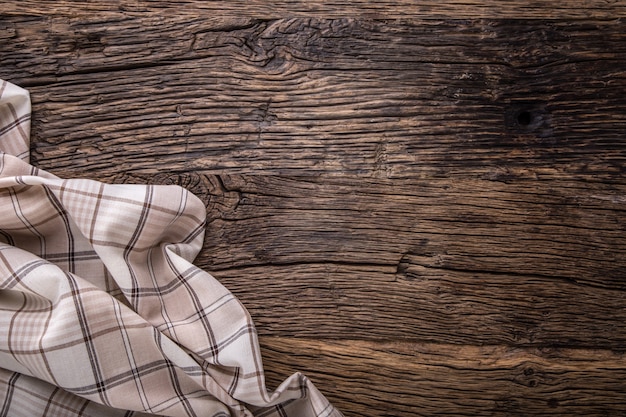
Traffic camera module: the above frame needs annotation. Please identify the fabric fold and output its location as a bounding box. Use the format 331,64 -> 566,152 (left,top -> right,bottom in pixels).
0,79 -> 342,417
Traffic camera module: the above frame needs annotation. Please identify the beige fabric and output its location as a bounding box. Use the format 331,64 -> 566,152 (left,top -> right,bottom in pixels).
0,79 -> 342,417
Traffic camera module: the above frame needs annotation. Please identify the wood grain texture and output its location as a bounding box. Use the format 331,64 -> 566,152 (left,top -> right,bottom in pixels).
260,337 -> 626,416
109,173 -> 626,348
4,0 -> 626,19
1,3 -> 626,416
1,17 -> 625,179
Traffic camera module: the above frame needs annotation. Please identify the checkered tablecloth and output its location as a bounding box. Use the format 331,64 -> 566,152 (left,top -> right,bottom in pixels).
0,79 -> 342,417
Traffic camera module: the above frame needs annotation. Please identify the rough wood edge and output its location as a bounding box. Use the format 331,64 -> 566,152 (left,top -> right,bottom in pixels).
4,0 -> 626,19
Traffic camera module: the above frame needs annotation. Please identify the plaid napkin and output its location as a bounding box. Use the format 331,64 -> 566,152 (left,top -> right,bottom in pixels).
0,80 -> 342,417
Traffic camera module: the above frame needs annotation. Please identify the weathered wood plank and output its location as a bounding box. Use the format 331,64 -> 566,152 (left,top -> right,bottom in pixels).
2,6 -> 626,415
214,262 -> 626,347
107,173 -> 626,347
4,0 -> 626,19
1,17 -> 625,179
260,337 -> 626,416
5,16 -> 626,79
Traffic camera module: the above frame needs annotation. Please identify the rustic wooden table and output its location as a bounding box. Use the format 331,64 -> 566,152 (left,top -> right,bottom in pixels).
2,1 -> 626,415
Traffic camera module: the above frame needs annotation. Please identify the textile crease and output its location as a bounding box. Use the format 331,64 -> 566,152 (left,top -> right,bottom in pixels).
0,79 -> 342,417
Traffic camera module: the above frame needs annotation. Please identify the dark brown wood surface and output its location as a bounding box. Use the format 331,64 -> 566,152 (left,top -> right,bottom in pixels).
2,2 -> 626,415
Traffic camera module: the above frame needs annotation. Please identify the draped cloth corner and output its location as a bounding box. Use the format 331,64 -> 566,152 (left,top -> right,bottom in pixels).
0,80 -> 342,417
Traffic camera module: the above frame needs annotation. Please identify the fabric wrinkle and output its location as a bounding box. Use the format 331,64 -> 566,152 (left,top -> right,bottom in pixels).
0,79 -> 343,417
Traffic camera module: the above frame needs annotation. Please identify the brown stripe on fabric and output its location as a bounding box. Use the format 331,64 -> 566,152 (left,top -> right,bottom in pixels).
66,237 -> 209,258
111,295 -> 150,412
162,253 -> 221,360
0,78 -> 343,417
147,387 -> 213,417
0,319 -> 151,355
88,182 -> 105,248
0,252 -> 50,291
0,299 -> 53,315
78,238 -> 153,252
7,187 -> 46,256
180,219 -> 206,245
5,291 -> 27,372
255,402 -> 292,417
227,365 -> 240,397
53,183 -> 205,225
278,404 -> 289,417
0,229 -> 15,247
244,305 -> 271,402
160,290 -> 234,329
0,371 -> 19,417
41,387 -> 61,417
5,104 -> 29,153
0,81 -> 7,97
195,323 -> 257,362
145,244 -> 178,340
0,208 -> 65,232
143,389 -> 217,416
167,185 -> 186,227
151,330 -> 198,417
51,360 -> 176,396
166,187 -> 205,245
123,184 -> 152,310
319,402 -> 336,417
0,113 -> 30,138
65,272 -> 110,407
129,267 -> 212,300
43,184 -> 76,273
299,377 -> 309,406
43,251 -> 100,262
77,392 -> 90,416
0,374 -> 120,417
38,295 -> 60,387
